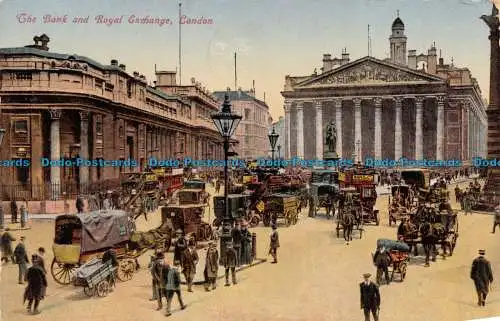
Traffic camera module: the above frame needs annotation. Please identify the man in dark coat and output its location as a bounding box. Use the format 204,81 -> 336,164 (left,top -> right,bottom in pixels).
36,247 -> 46,274
1,228 -> 16,263
204,242 -> 219,291
240,222 -> 253,265
76,196 -> 84,213
360,273 -> 380,321
10,199 -> 18,223
153,253 -> 166,310
231,222 -> 242,267
24,254 -> 47,315
173,230 -> 187,267
269,224 -> 279,264
224,241 -> 237,286
14,236 -> 29,284
471,249 -> 493,306
181,244 -> 198,292
373,247 -> 391,285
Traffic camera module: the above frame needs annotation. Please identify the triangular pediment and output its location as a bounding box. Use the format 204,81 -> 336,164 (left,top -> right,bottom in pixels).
296,56 -> 445,87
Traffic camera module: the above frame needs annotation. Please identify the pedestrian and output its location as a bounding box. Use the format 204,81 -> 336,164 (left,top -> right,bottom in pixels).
14,236 -> 29,284
231,221 -> 242,267
76,195 -> 84,213
165,264 -> 186,317
463,191 -> 472,215
224,241 -> 237,286
240,222 -> 253,265
471,249 -> 494,306
373,247 -> 391,285
360,273 -> 380,321
181,243 -> 198,292
36,247 -> 46,274
269,224 -> 279,264
148,252 -> 160,301
10,199 -> 18,223
102,191 -> 114,210
1,228 -> 16,263
153,253 -> 166,310
204,241 -> 219,291
24,254 -> 47,315
492,204 -> 500,234
173,230 -> 187,267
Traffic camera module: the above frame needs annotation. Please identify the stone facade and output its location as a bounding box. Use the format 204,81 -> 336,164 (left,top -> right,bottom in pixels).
213,90 -> 272,160
0,35 -> 224,201
281,18 -> 487,163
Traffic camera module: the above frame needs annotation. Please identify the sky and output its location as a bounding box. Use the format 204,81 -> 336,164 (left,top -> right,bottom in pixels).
0,0 -> 495,121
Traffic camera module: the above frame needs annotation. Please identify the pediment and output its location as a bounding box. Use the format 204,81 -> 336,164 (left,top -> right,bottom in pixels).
296,57 -> 444,87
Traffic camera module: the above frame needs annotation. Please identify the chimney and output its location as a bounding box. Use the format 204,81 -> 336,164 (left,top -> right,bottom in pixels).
191,77 -> 196,84
439,57 -> 444,66
341,48 -> 350,65
322,53 -> 333,72
111,59 -> 118,66
153,80 -> 157,87
119,64 -> 126,71
155,71 -> 177,87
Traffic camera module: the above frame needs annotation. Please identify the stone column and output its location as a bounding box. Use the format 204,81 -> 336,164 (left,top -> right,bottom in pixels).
353,98 -> 362,162
315,100 -> 323,159
373,98 -> 382,160
296,101 -> 304,158
436,96 -> 445,160
49,109 -> 62,199
334,99 -> 343,158
415,96 -> 424,160
284,100 -> 291,158
79,111 -> 89,190
394,97 -> 403,160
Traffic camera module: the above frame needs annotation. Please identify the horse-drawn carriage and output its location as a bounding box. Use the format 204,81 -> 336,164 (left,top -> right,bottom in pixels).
339,170 -> 379,225
258,193 -> 299,227
309,170 -> 339,218
51,211 -> 144,285
388,185 -> 414,226
336,187 -> 364,240
375,239 -> 410,282
161,204 -> 214,246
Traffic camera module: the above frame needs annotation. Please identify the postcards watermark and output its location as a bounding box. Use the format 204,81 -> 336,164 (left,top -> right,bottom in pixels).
16,13 -> 214,26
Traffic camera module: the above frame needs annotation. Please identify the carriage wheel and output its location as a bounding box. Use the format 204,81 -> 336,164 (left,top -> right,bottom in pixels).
117,259 -> 135,282
83,286 -> 95,297
51,258 -> 77,285
249,215 -> 260,227
400,262 -> 408,281
96,280 -> 110,297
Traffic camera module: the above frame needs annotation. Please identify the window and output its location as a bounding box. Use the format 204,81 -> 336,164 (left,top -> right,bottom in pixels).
96,116 -> 103,134
119,126 -> 124,138
16,161 -> 29,184
14,120 -> 28,133
127,80 -> 132,98
245,109 -> 251,120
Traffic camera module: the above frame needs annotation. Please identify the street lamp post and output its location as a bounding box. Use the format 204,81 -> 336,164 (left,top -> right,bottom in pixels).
268,127 -> 279,165
0,128 -> 5,230
211,93 -> 242,253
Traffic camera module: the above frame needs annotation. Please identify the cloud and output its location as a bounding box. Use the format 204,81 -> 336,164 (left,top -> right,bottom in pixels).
208,38 -> 251,56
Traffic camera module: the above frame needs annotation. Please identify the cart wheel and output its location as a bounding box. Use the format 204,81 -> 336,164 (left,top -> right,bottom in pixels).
249,215 -> 260,227
117,259 -> 135,282
96,281 -> 109,297
83,286 -> 95,297
400,262 -> 407,281
51,258 -> 77,285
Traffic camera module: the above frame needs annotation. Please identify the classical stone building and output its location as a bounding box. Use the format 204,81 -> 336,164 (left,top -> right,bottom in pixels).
213,89 -> 272,160
0,35 -> 224,201
281,17 -> 487,163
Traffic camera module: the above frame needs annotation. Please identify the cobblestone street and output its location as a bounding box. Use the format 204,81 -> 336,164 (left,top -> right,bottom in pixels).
1,182 -> 500,321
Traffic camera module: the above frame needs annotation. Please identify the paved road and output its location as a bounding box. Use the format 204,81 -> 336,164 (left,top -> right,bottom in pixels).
2,181 -> 500,321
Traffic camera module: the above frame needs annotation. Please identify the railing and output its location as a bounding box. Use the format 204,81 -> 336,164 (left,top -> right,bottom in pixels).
0,179 -> 122,201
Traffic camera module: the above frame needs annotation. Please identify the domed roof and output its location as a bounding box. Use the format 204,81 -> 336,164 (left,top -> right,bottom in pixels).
392,17 -> 404,29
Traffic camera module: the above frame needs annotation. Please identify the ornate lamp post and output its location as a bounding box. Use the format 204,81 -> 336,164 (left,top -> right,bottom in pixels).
0,128 -> 5,230
211,93 -> 242,232
268,126 -> 279,164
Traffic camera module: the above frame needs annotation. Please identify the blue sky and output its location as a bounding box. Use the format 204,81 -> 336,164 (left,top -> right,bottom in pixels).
0,0 -> 494,120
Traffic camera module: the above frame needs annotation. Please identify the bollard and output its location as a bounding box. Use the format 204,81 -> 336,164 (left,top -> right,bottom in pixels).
20,205 -> 27,228
251,232 -> 257,260
0,205 -> 4,230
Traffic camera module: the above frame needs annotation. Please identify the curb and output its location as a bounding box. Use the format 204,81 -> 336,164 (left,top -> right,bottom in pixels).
185,258 -> 268,285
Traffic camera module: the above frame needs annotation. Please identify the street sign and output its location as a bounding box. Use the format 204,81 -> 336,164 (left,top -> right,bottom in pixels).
352,174 -> 374,184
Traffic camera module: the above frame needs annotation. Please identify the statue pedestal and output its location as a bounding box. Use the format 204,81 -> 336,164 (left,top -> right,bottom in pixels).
323,152 -> 339,162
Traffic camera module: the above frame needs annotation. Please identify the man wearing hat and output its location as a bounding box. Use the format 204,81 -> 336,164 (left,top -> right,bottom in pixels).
492,204 -> 500,233
224,241 -> 237,286
173,230 -> 187,267
103,191 -> 114,211
181,243 -> 199,292
240,221 -> 253,265
269,224 -> 279,264
231,221 -> 242,267
14,236 -> 29,284
204,242 -> 219,291
471,249 -> 493,306
360,273 -> 380,321
1,227 -> 16,263
152,252 -> 166,310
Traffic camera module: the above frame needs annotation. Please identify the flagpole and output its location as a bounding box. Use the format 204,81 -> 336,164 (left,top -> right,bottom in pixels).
178,1 -> 182,85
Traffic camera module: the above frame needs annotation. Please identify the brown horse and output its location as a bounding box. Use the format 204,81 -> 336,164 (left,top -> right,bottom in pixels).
341,210 -> 355,242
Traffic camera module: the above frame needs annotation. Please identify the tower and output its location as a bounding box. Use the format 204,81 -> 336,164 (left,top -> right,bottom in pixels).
389,14 -> 407,65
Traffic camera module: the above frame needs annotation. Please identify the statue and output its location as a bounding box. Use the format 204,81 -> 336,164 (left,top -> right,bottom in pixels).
480,4 -> 499,30
325,121 -> 337,153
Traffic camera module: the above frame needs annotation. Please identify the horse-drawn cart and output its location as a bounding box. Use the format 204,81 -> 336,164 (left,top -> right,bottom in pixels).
388,185 -> 413,226
161,204 -> 214,245
51,211 -> 143,285
259,193 -> 299,227
376,239 -> 410,282
73,257 -> 117,297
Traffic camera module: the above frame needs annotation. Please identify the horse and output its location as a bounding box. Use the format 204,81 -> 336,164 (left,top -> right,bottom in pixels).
420,222 -> 438,266
341,210 -> 355,242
